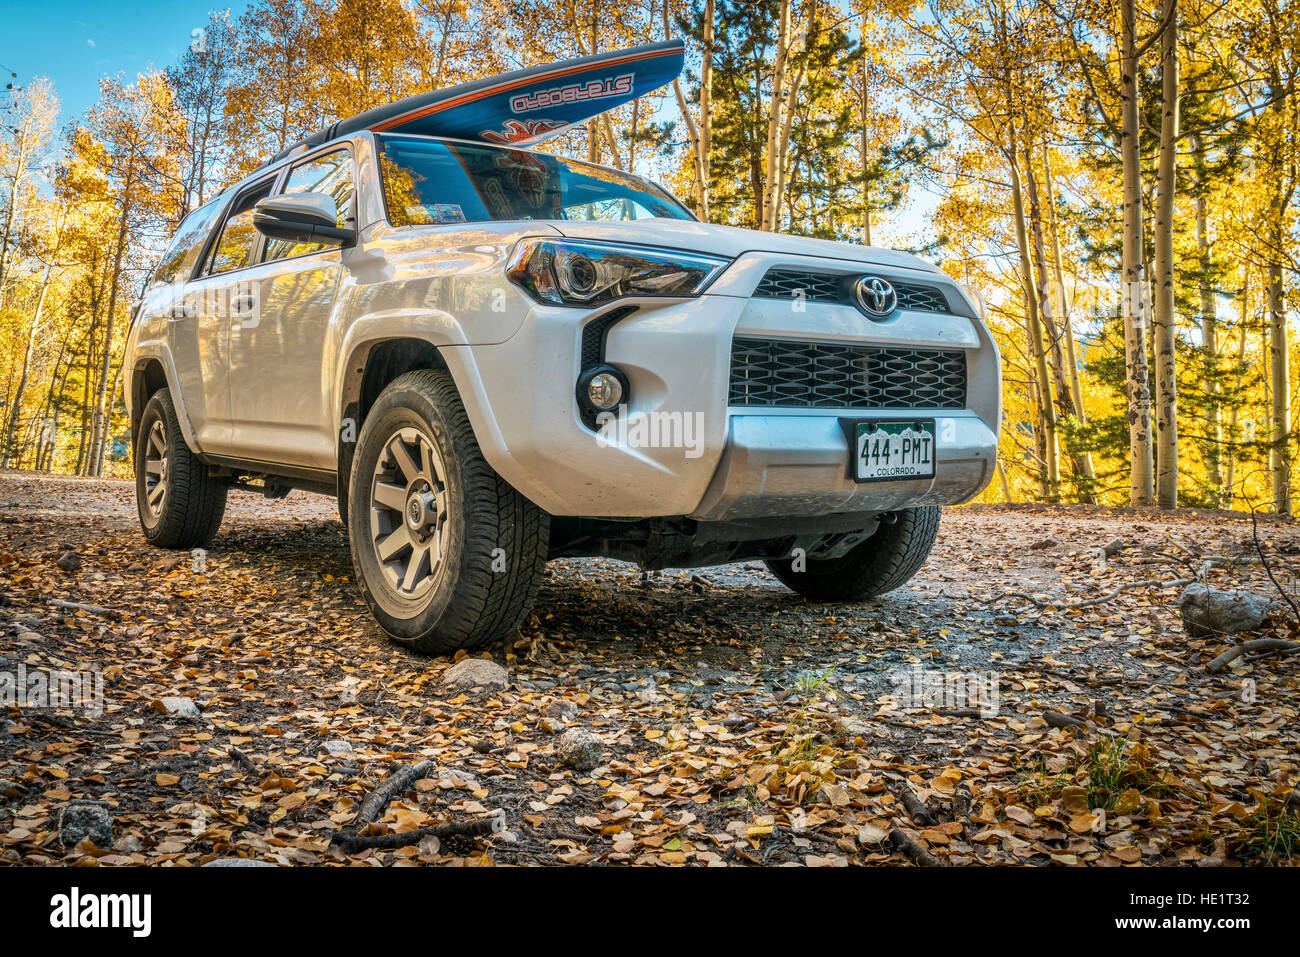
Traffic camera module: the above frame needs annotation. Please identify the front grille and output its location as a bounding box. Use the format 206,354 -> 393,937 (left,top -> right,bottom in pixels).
893,281 -> 950,313
729,337 -> 967,409
752,268 -> 952,314
753,269 -> 842,302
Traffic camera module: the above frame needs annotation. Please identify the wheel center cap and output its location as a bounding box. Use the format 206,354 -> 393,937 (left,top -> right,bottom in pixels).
405,489 -> 436,532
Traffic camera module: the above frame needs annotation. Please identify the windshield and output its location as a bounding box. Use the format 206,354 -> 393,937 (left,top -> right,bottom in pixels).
376,134 -> 693,227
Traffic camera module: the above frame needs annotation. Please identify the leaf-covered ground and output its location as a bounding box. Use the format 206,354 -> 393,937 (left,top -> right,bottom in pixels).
1,472 -> 1298,866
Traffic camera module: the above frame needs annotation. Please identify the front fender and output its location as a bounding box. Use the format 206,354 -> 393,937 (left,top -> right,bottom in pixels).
126,336 -> 202,454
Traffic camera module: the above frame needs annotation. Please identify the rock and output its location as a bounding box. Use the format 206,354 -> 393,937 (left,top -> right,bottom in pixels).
1179,583 -> 1271,638
153,696 -> 200,718
542,698 -> 578,722
338,678 -> 358,704
1101,537 -> 1127,558
58,802 -> 113,849
436,769 -> 479,789
441,657 -> 508,692
556,728 -> 603,771
321,740 -> 353,754
202,857 -> 277,867
1028,538 -> 1059,550
55,550 -> 82,572
113,834 -> 141,854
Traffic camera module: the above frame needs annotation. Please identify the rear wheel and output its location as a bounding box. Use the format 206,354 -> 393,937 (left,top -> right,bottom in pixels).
134,388 -> 227,548
765,506 -> 940,601
348,369 -> 549,655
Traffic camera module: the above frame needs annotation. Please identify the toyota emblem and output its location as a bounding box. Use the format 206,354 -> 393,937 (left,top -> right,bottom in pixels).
854,275 -> 898,318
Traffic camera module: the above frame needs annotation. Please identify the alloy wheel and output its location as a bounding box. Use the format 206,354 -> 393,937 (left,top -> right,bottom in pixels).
368,425 -> 450,600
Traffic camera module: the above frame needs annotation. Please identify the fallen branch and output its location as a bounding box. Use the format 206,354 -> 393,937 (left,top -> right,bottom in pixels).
331,759 -> 438,850
889,828 -> 944,866
352,759 -> 437,827
951,783 -> 972,823
1205,638 -> 1300,674
1043,710 -> 1088,730
227,746 -> 258,776
893,781 -> 937,826
335,815 -> 503,853
48,599 -> 121,618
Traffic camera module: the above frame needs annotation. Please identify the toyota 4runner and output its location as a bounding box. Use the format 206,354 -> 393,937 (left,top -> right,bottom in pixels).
124,131 -> 1001,654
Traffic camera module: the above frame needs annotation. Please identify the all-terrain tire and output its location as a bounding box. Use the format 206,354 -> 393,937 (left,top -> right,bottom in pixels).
135,388 -> 227,548
348,369 -> 549,655
764,506 -> 941,602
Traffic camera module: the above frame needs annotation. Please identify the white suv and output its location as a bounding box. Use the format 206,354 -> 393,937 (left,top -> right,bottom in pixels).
124,131 -> 1001,654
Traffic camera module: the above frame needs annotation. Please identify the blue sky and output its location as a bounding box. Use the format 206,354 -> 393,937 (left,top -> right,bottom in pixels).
2,1 -> 248,125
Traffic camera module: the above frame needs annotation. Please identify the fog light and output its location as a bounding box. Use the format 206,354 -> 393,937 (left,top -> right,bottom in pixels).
586,372 -> 623,410
577,365 -> 629,417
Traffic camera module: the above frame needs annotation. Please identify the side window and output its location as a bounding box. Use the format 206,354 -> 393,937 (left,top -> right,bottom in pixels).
263,149 -> 355,263
207,179 -> 275,276
151,199 -> 225,288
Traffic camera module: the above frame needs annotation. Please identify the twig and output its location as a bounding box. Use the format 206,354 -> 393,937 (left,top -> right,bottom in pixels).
893,781 -> 937,826
48,599 -> 121,618
335,815 -> 503,853
331,759 -> 438,849
951,783 -> 972,823
1205,638 -> 1300,674
1249,504 -> 1300,622
889,828 -> 945,866
227,746 -> 258,776
1043,710 -> 1088,730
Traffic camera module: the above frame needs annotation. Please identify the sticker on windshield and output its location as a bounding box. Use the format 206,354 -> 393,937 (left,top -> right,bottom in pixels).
435,204 -> 466,224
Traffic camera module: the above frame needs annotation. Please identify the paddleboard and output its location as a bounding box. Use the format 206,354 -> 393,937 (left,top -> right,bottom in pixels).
261,39 -> 685,168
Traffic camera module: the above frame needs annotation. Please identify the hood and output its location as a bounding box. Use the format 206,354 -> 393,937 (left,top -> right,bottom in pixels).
550,218 -> 942,275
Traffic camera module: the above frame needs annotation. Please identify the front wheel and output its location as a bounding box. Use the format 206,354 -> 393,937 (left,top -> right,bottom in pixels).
765,506 -> 940,602
348,369 -> 549,655
134,388 -> 227,548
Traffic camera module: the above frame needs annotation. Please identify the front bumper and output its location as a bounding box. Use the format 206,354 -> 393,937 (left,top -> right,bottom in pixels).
691,412 -> 997,522
444,251 -> 1001,520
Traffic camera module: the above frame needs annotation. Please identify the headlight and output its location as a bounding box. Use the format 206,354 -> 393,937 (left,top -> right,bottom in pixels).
506,239 -> 729,306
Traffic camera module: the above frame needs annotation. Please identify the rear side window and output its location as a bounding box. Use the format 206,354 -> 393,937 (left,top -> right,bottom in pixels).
263,148 -> 355,262
207,179 -> 276,276
151,199 -> 225,287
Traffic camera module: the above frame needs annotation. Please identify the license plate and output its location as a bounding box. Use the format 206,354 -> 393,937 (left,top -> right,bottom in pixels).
851,420 -> 936,482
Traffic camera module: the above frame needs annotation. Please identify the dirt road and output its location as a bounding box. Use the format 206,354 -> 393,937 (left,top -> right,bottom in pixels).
1,472 -> 1297,865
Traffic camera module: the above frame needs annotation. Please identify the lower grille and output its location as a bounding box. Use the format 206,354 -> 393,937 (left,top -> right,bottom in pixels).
729,337 -> 967,409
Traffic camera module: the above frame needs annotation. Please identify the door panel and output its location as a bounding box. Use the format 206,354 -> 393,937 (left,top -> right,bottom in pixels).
226,147 -> 355,470
227,253 -> 343,468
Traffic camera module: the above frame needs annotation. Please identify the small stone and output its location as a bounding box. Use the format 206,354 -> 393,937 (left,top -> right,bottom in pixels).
556,727 -> 603,771
113,834 -> 141,854
55,550 -> 82,572
1101,537 -> 1127,558
58,802 -> 113,850
321,740 -> 353,754
1028,538 -> 1059,550
339,678 -> 358,704
441,657 -> 508,692
437,769 -> 479,789
153,696 -> 200,718
202,857 -> 277,867
542,698 -> 578,722
1179,583 -> 1271,638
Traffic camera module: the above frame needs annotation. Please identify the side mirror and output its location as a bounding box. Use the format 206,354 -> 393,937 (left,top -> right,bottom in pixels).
253,192 -> 354,246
